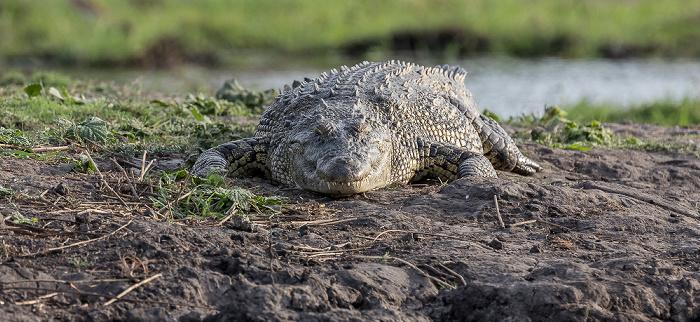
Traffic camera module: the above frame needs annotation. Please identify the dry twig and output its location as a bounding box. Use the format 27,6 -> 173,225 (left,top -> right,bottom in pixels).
140,150 -> 147,180
494,195 -> 505,229
14,293 -> 58,305
111,158 -> 139,197
287,217 -> 358,227
0,143 -> 20,149
3,286 -> 212,309
104,273 -> 163,306
510,219 -> 537,227
31,146 -> 71,153
22,220 -> 133,257
437,263 -> 467,286
1,278 -> 131,285
85,150 -> 129,209
355,255 -> 456,290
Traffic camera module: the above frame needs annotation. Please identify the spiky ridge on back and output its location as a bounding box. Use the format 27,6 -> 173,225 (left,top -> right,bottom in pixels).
255,60 -> 485,186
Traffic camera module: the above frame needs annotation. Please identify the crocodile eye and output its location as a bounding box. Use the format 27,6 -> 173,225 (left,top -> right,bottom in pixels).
314,122 -> 334,136
352,121 -> 370,135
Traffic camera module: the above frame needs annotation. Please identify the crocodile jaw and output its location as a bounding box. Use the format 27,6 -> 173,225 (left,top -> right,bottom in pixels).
291,150 -> 392,195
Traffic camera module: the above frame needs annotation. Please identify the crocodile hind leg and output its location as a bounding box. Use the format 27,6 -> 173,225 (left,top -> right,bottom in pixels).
413,140 -> 497,182
192,138 -> 270,178
448,97 -> 542,175
477,115 -> 542,175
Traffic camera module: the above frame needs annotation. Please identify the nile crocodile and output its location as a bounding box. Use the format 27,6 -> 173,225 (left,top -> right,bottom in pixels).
192,60 -> 541,194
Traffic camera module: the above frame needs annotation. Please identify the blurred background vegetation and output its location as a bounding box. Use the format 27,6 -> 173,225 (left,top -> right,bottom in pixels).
2,0 -> 700,68
1,0 -> 699,127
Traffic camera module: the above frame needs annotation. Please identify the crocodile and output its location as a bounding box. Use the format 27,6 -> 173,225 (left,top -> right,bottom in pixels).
192,60 -> 541,194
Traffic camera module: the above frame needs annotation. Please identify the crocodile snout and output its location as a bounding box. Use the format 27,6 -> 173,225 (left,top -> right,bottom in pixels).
316,156 -> 368,182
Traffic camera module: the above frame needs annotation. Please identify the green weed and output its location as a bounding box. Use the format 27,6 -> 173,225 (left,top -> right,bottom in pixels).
565,97 -> 700,126
0,72 -> 270,161
68,259 -> 90,268
506,104 -> 700,156
0,127 -> 31,146
64,117 -> 110,143
0,186 -> 14,196
215,79 -> 277,114
11,212 -> 37,225
510,106 -> 613,150
0,71 -> 27,86
149,169 -> 285,220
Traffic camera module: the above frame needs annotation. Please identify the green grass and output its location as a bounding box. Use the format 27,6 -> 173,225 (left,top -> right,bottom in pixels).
1,0 -> 700,66
505,101 -> 700,156
564,98 -> 700,126
0,72 -> 268,153
0,71 -> 283,220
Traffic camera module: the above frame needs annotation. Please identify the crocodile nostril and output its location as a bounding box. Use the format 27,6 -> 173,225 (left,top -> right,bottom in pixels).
337,156 -> 358,166
316,156 -> 367,182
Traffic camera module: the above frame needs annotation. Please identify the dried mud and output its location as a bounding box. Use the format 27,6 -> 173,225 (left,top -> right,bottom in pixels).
1,123 -> 700,321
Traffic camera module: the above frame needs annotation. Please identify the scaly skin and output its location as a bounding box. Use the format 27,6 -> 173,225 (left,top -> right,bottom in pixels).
192,60 -> 542,194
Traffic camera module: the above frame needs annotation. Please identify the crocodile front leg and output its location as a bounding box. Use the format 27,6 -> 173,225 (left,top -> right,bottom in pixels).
412,140 -> 497,182
192,138 -> 270,178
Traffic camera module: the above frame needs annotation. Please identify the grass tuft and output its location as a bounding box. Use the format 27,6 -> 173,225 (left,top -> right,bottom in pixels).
565,98 -> 700,126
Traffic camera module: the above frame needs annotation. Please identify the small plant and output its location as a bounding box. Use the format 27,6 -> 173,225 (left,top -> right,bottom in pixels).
30,71 -> 73,88
11,212 -> 37,225
0,185 -> 14,196
58,154 -> 97,173
149,169 -> 285,220
215,79 -> 277,114
65,117 -> 110,143
511,106 -> 614,150
381,252 -> 391,262
68,258 -> 90,268
0,127 -> 31,146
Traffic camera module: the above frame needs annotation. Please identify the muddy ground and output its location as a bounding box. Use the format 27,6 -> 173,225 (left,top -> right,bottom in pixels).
1,122 -> 699,321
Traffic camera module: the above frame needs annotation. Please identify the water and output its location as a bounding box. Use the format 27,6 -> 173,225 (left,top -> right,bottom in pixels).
70,57 -> 700,118
459,58 -> 700,117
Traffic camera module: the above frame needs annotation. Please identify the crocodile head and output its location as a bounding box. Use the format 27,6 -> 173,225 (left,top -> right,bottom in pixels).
283,110 -> 392,194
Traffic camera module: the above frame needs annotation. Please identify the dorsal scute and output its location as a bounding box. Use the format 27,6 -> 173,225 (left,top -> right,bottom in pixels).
278,60 -> 446,106
431,64 -> 467,82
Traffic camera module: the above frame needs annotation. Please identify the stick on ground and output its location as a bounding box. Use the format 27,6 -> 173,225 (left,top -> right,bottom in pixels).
354,255 -> 456,290
494,195 -> 505,229
22,220 -> 133,256
111,158 -> 139,197
104,273 -> 163,306
85,150 -> 130,209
